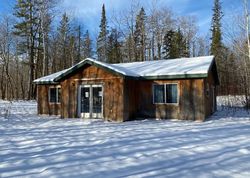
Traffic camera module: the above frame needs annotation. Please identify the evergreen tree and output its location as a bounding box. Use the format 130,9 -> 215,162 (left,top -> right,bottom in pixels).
210,0 -> 223,56
97,4 -> 108,62
134,7 -> 146,61
162,29 -> 187,59
162,30 -> 175,59
210,0 -> 224,96
13,0 -> 41,99
176,28 -> 189,57
83,30 -> 92,58
107,28 -> 122,63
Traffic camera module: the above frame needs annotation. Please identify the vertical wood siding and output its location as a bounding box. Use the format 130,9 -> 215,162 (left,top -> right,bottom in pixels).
60,64 -> 124,122
204,70 -> 217,117
37,64 -> 217,121
37,85 -> 61,115
124,78 -> 205,121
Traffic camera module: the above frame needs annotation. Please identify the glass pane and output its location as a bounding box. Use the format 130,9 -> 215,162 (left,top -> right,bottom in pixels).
166,84 -> 178,103
57,88 -> 61,103
92,87 -> 102,113
153,85 -> 165,103
81,87 -> 90,113
49,88 -> 57,103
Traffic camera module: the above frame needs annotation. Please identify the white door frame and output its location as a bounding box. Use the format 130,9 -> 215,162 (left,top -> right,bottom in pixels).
78,84 -> 103,118
91,84 -> 103,118
78,85 -> 91,118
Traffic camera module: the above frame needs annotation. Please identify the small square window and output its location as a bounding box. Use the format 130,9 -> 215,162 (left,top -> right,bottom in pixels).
49,87 -> 61,103
153,84 -> 178,104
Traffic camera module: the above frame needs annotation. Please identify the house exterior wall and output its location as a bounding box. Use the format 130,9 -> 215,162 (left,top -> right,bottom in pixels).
123,79 -> 138,121
124,78 -> 206,121
37,65 -> 217,122
37,85 -> 61,115
204,70 -> 217,117
60,64 -> 125,122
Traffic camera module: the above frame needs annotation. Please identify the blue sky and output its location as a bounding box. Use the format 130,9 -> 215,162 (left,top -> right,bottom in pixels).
0,0 -> 241,37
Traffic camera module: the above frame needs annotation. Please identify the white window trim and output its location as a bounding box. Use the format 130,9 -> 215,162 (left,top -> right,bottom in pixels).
49,86 -> 61,104
153,83 -> 179,105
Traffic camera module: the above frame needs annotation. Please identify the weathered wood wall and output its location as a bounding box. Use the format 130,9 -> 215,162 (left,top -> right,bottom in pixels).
37,85 -> 61,115
124,78 -> 206,121
60,64 -> 124,122
123,79 -> 138,121
37,64 -> 217,122
204,70 -> 217,117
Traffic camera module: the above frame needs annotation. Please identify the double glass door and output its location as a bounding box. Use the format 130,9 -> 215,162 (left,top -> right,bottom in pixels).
79,85 -> 103,118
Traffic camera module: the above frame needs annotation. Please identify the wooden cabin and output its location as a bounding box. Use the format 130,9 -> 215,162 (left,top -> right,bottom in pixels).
33,56 -> 219,122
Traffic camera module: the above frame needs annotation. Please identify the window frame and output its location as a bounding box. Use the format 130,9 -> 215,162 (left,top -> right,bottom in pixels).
165,83 -> 178,104
49,86 -> 61,104
152,83 -> 179,105
152,84 -> 166,104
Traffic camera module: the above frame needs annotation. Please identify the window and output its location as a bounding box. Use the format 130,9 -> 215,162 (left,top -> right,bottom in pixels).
49,87 -> 61,103
153,84 -> 178,104
166,84 -> 178,103
153,85 -> 165,103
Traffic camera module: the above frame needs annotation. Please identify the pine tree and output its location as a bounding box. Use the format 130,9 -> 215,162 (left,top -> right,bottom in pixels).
210,0 -> 224,97
210,0 -> 223,56
162,29 -> 187,59
13,0 -> 41,99
97,4 -> 108,62
107,28 -> 122,63
175,28 -> 188,57
83,30 -> 92,58
134,7 -> 146,61
162,30 -> 174,59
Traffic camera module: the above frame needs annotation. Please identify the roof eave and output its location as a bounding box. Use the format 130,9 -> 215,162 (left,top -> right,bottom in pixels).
54,59 -> 130,82
139,73 -> 208,80
33,81 -> 59,85
208,57 -> 220,85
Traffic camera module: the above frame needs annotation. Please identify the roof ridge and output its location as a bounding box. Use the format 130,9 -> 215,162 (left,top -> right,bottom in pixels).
33,56 -> 215,84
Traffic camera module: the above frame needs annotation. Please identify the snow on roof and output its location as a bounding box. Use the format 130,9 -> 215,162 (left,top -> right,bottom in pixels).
33,69 -> 67,84
33,56 -> 214,84
33,59 -> 86,84
33,58 -> 139,84
114,56 -> 214,77
86,58 -> 139,77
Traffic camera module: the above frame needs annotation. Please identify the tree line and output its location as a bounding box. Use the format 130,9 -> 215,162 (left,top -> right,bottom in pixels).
0,0 -> 249,108
97,3 -> 205,63
0,0 -> 93,100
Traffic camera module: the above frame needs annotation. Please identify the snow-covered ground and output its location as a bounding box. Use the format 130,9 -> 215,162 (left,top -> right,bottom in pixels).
0,98 -> 250,178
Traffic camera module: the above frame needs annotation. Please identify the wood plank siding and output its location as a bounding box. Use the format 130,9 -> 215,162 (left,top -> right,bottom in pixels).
60,64 -> 124,122
37,62 -> 217,122
124,78 -> 206,121
37,85 -> 61,115
204,70 -> 217,117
